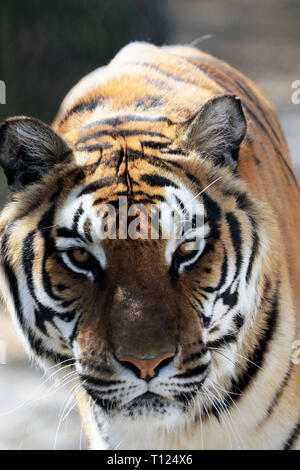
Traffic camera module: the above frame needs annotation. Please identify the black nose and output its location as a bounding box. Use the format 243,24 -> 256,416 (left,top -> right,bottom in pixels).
117,352 -> 176,381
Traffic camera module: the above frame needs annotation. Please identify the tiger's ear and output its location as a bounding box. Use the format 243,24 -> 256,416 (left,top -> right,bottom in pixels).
181,94 -> 247,169
0,116 -> 72,191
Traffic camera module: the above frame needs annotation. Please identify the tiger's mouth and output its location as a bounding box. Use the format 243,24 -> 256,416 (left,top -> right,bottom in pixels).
133,391 -> 159,402
119,391 -> 183,418
125,391 -> 168,408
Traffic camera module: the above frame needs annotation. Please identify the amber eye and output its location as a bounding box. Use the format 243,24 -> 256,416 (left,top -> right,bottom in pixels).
61,248 -> 103,279
172,239 -> 202,273
71,248 -> 92,265
177,241 -> 197,257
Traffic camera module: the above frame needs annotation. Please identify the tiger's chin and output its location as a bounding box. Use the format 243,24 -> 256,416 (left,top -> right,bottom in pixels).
91,393 -> 188,449
93,392 -> 188,449
94,392 -> 185,421
119,392 -> 186,421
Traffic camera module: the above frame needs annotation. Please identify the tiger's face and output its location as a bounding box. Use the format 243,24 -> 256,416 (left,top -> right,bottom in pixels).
0,96 -> 268,433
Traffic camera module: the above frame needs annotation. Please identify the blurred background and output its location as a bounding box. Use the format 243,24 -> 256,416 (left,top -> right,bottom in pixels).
0,0 -> 299,449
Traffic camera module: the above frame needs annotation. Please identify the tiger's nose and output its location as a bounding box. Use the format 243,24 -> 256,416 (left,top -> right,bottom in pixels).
117,352 -> 176,381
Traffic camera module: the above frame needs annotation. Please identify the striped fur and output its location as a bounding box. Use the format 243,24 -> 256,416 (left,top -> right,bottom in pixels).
0,42 -> 299,449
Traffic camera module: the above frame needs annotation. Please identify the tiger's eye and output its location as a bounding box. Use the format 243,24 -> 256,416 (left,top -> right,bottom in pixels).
71,249 -> 91,265
177,241 -> 196,256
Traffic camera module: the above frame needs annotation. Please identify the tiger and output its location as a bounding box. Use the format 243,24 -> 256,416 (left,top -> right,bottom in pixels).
0,42 -> 299,450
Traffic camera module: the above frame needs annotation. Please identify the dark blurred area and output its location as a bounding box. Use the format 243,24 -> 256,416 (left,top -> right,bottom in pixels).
0,0 -> 299,449
0,0 -> 168,123
0,0 -> 169,206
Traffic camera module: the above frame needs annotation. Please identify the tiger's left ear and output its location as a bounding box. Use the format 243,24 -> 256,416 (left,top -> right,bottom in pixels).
0,116 -> 72,191
180,94 -> 247,169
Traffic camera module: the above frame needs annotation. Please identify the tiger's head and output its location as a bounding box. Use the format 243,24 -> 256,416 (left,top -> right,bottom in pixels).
0,95 -> 271,444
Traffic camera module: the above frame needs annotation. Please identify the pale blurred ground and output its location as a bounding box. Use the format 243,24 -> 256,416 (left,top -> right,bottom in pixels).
0,305 -> 88,450
0,0 -> 299,450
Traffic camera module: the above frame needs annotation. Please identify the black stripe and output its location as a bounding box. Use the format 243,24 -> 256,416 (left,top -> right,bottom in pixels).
222,189 -> 254,214
130,196 -> 166,204
80,374 -> 123,388
72,204 -> 83,231
226,212 -> 242,281
219,287 -> 238,309
78,177 -> 117,196
56,227 -> 86,243
38,205 -> 63,302
141,141 -> 171,150
202,193 -> 222,222
173,362 -> 209,379
203,245 -> 228,294
218,248 -> 228,291
182,350 -> 206,364
207,333 -> 236,349
69,314 -> 82,347
136,96 -> 162,110
22,232 -> 36,301
246,230 -> 260,283
92,189 -> 166,206
1,229 -> 24,327
79,361 -> 113,375
76,143 -> 112,152
77,128 -> 170,145
174,195 -> 185,212
82,114 -> 173,128
139,153 -> 182,171
264,361 -> 293,420
60,97 -> 101,124
185,172 -> 201,187
191,293 -> 204,310
283,418 -> 300,450
83,386 -> 118,411
141,174 -> 179,189
128,61 -> 200,87
165,159 -> 184,170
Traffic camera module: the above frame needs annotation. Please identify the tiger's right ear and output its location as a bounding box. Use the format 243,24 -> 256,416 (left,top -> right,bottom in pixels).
0,116 -> 72,191
180,95 -> 247,170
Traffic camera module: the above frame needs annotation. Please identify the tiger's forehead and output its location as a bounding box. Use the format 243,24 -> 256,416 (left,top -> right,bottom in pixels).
64,111 -> 180,161
62,113 -> 183,207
